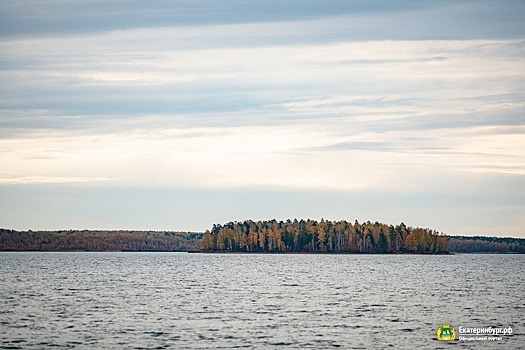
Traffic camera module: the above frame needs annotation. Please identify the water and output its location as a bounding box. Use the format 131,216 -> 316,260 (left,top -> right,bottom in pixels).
0,253 -> 523,349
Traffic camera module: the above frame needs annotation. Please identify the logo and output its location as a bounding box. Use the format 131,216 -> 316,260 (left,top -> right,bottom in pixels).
437,324 -> 456,341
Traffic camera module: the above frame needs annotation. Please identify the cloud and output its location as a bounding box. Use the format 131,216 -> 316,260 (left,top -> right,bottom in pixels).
1,1 -> 524,235
1,35 -> 524,192
0,175 -> 115,185
1,38 -> 524,129
1,1 -> 524,41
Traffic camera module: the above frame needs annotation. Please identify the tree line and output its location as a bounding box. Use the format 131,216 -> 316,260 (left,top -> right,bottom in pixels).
448,235 -> 525,253
2,224 -> 523,253
203,219 -> 448,253
0,229 -> 202,251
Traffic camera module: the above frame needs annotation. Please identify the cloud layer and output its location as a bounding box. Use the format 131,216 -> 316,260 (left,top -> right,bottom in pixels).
1,1 -> 524,236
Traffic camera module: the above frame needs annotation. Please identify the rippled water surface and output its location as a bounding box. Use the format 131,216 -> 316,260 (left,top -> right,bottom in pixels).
1,253 -> 524,349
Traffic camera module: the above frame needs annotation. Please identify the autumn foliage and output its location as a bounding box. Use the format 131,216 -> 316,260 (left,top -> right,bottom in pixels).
0,229 -> 201,251
203,219 -> 448,254
2,222 -> 523,253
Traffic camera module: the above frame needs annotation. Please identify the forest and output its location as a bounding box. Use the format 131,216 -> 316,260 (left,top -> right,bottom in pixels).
448,235 -> 525,253
0,229 -> 202,252
203,219 -> 448,254
1,221 -> 524,253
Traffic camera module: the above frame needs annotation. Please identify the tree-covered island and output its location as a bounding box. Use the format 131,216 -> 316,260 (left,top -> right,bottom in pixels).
203,219 -> 448,254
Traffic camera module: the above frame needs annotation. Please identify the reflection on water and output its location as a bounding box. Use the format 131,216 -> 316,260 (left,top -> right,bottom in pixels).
0,253 -> 523,349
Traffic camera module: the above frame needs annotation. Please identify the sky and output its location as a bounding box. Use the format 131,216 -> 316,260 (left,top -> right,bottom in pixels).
1,1 -> 524,237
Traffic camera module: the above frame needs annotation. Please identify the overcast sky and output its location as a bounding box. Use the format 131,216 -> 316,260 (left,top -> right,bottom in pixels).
1,1 -> 524,237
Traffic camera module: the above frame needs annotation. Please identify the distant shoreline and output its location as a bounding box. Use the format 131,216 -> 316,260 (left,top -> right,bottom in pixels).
189,250 -> 456,255
1,226 -> 524,253
2,249 -> 525,254
2,249 -> 523,255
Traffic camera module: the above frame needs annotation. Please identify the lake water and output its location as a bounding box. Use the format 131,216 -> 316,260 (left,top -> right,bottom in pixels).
0,253 -> 523,349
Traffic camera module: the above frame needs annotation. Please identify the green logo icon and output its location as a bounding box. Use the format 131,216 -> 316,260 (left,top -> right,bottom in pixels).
437,324 -> 456,341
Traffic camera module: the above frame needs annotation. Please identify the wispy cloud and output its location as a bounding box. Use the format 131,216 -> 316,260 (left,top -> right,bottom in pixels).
0,176 -> 115,185
0,1 -> 524,235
